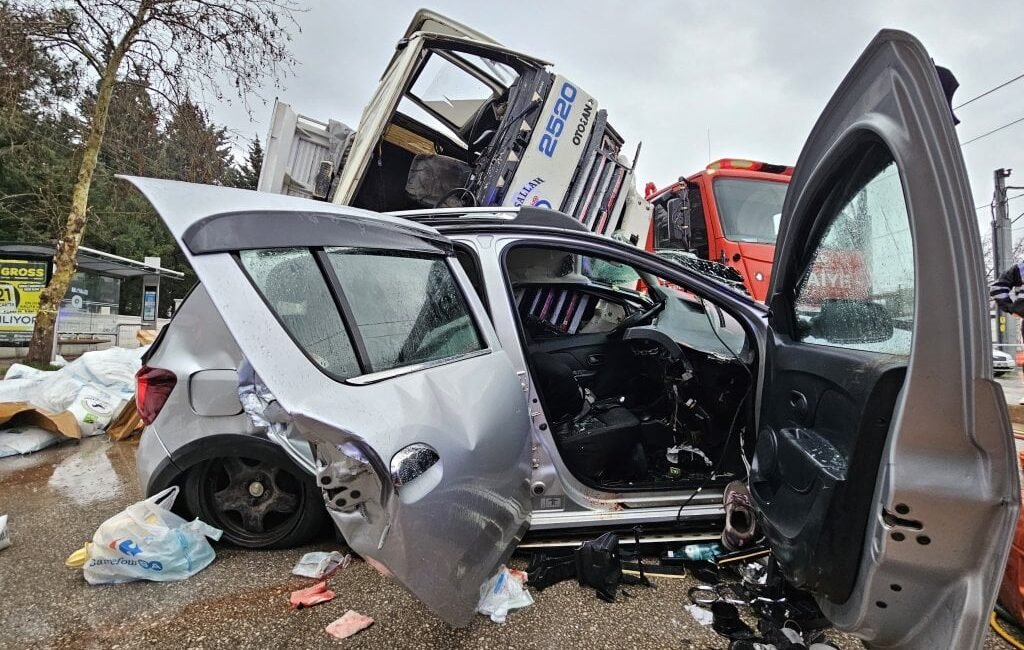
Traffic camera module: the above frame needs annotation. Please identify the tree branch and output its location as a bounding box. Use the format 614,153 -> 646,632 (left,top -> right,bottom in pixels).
72,0 -> 114,48
114,78 -> 176,107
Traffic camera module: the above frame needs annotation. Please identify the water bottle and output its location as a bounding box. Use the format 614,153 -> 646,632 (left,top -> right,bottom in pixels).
667,542 -> 723,562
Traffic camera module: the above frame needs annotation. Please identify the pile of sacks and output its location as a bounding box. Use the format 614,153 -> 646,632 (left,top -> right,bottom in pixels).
0,347 -> 146,458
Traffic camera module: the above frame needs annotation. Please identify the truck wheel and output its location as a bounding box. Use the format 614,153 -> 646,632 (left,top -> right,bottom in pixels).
184,446 -> 328,549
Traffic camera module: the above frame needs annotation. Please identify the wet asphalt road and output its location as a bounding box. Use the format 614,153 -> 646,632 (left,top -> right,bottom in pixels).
0,436 -> 1017,649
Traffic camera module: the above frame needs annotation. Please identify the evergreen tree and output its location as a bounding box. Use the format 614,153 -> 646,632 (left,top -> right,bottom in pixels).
162,99 -> 234,185
233,137 -> 264,190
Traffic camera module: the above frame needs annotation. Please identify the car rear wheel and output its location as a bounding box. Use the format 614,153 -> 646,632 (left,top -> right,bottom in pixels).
184,447 -> 327,549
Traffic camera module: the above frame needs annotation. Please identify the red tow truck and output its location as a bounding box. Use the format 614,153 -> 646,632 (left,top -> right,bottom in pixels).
645,158 -> 793,301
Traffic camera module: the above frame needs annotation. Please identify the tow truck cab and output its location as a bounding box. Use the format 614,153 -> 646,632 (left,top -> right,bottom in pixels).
646,159 -> 793,301
258,10 -> 652,245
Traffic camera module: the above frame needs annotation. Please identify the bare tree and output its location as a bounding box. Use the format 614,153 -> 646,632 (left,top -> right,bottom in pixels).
11,0 -> 299,362
981,231 -> 1024,281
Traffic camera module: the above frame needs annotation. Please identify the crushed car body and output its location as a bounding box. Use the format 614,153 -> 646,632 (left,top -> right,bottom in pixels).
128,24 -> 1018,649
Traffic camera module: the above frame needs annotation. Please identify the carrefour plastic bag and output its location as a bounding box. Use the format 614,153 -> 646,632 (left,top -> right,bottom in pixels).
477,565 -> 533,623
0,514 -> 10,551
81,486 -> 223,585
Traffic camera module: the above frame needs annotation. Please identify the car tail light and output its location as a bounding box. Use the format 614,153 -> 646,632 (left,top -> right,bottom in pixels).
136,366 -> 177,425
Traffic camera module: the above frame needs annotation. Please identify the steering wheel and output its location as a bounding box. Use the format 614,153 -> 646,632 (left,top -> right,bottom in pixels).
611,301 -> 665,336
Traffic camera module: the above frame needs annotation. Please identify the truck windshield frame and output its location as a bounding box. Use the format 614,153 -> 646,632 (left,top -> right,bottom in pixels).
407,48 -> 517,135
711,177 -> 788,245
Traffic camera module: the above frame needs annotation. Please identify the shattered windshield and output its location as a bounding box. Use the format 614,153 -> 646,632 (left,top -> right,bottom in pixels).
712,178 -> 788,244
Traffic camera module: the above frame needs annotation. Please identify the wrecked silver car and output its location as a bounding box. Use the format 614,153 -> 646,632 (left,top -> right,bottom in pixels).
131,30 -> 1016,647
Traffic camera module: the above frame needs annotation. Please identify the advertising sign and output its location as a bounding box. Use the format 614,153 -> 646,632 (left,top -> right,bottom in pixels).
0,258 -> 48,344
142,286 -> 158,323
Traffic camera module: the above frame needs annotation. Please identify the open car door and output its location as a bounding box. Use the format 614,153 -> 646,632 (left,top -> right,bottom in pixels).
125,177 -> 533,627
752,30 -> 1018,648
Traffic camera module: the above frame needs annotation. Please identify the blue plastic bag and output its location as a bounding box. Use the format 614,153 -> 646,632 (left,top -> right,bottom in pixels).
82,486 -> 222,585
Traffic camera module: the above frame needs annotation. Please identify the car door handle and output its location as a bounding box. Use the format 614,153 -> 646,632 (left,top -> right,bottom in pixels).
788,391 -> 809,420
587,354 -> 605,366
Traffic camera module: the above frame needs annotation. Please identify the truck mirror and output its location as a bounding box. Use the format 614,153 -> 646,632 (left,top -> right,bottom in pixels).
666,197 -> 691,252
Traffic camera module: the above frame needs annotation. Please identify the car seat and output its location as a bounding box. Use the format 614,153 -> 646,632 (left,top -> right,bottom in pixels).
531,352 -> 647,482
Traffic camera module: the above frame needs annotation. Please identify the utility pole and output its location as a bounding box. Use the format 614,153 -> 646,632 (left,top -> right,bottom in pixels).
994,168 -> 1013,345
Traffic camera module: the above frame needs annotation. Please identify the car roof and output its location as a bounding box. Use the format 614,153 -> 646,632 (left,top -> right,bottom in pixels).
391,207 -> 764,309
388,206 -> 589,233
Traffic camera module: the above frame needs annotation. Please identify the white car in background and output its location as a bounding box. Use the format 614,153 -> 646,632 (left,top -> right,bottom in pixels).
993,347 -> 1015,377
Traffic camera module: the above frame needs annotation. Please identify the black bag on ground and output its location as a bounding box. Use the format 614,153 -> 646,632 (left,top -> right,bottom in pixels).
574,532 -> 623,602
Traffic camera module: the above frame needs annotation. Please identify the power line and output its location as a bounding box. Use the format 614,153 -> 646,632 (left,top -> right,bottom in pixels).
955,72 -> 1024,110
977,192 -> 1024,211
961,115 -> 1024,146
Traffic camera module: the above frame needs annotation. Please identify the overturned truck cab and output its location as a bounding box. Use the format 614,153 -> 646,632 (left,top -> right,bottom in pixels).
258,9 -> 652,244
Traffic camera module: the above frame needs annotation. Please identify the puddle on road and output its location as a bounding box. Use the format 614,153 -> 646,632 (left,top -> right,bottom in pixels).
48,439 -> 129,506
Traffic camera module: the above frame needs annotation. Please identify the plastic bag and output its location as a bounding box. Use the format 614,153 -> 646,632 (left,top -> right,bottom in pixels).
67,384 -> 127,437
82,486 -> 223,585
0,514 -> 10,551
477,565 -> 533,623
292,551 -> 352,579
0,426 -> 61,458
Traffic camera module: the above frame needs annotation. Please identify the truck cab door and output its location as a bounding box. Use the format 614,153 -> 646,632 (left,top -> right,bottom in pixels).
753,30 -> 1018,647
126,177 -> 533,627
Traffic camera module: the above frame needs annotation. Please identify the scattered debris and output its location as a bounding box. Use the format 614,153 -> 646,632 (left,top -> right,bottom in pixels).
665,542 -> 723,562
0,347 -> 147,452
65,543 -> 91,568
477,565 -> 534,623
722,480 -> 758,551
289,581 -> 335,608
0,425 -> 62,457
666,444 -> 713,467
684,603 -> 713,626
73,486 -> 222,584
678,550 -> 838,648
0,514 -> 9,551
105,399 -> 145,441
325,610 -> 374,639
575,532 -> 626,602
292,550 -> 351,579
711,601 -> 754,640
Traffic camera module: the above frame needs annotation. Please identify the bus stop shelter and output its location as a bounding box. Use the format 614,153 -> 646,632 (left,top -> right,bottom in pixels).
0,243 -> 184,349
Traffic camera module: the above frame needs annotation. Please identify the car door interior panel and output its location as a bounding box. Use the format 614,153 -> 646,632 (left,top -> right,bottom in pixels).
752,341 -> 906,602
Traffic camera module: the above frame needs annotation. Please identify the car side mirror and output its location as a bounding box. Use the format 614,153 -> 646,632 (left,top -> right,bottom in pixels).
810,299 -> 894,344
666,197 -> 692,252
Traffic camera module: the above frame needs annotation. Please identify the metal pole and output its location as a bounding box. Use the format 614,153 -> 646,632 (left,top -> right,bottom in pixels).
994,169 -> 1012,345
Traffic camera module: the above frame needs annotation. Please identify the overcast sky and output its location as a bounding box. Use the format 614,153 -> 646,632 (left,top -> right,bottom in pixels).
206,1 -> 1024,236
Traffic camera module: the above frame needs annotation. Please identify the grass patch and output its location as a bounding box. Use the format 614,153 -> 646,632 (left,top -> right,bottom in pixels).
20,360 -> 62,372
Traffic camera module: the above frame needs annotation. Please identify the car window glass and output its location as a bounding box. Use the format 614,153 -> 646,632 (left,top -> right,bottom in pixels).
240,249 -> 360,378
409,53 -> 497,129
326,249 -> 484,372
794,155 -> 913,355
